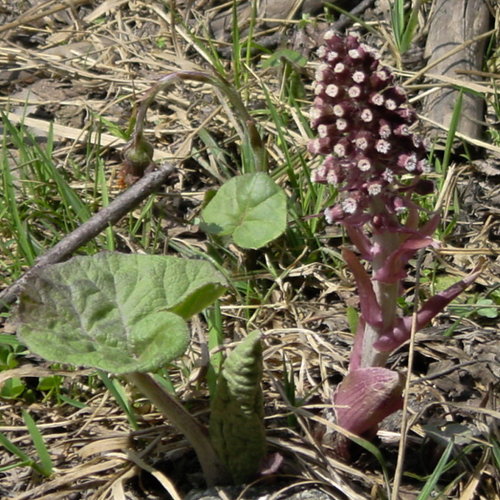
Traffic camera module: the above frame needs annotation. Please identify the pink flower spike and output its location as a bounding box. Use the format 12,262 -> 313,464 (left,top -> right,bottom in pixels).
308,31 -> 483,458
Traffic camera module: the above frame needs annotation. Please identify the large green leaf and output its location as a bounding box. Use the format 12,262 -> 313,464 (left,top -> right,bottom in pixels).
201,172 -> 287,249
18,253 -> 227,374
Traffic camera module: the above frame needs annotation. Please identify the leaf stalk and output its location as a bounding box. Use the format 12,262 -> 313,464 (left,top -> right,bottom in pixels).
125,371 -> 230,486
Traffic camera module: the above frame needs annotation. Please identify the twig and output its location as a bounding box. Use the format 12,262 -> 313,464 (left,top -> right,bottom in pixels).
411,359 -> 493,384
403,28 -> 496,86
0,162 -> 175,312
331,0 -> 375,31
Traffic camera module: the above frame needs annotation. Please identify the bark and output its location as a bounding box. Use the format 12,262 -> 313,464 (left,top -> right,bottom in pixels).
423,0 -> 491,139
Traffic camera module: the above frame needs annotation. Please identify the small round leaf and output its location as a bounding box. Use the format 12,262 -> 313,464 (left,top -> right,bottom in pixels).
201,173 -> 287,249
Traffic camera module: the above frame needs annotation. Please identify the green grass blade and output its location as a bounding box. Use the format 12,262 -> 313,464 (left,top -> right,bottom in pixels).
492,438 -> 500,470
96,114 -> 130,140
282,355 -> 298,428
3,113 -> 90,224
22,410 -> 53,476
0,431 -> 33,463
128,196 -> 155,248
58,393 -> 87,408
324,2 -> 376,35
390,0 -> 405,50
349,434 -> 392,499
197,128 -> 234,181
1,118 -> 36,265
441,89 -> 464,175
400,2 -> 421,53
205,301 -> 224,396
98,370 -> 139,430
152,372 -> 176,395
0,334 -> 24,348
231,0 -> 242,88
243,0 -> 258,70
0,431 -> 47,476
260,86 -> 296,185
95,155 -> 115,250
416,439 -> 455,500
36,145 -> 91,224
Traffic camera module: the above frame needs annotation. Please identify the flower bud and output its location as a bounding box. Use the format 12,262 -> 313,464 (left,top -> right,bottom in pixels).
121,134 -> 154,185
308,31 -> 430,230
123,135 -> 154,172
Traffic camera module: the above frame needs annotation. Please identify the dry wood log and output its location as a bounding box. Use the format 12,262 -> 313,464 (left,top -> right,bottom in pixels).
423,0 -> 491,141
208,0 -> 323,42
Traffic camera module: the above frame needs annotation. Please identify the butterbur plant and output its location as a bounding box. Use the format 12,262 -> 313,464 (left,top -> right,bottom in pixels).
17,253 -> 226,484
17,253 -> 268,486
309,31 -> 482,453
14,67 -> 284,487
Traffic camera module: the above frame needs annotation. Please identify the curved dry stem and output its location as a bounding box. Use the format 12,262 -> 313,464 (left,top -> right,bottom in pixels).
130,70 -> 266,173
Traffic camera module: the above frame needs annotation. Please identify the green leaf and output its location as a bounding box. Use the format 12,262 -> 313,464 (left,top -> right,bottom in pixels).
0,377 -> 26,399
209,331 -> 266,484
18,253 -> 227,374
475,298 -> 498,318
201,172 -> 287,249
423,422 -> 474,447
37,375 -> 63,392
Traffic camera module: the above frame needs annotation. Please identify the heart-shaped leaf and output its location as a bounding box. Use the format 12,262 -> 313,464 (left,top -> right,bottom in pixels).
18,253 -> 227,374
201,172 -> 287,249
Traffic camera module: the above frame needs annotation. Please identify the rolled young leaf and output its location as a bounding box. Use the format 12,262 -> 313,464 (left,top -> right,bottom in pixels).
209,331 -> 267,484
